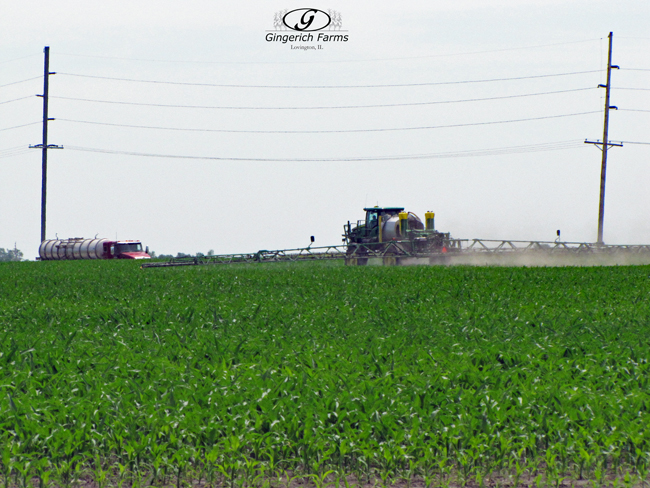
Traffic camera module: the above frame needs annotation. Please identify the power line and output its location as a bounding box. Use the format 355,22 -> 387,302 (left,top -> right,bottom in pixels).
623,68 -> 650,71
0,145 -> 33,158
620,109 -> 650,113
66,140 -> 584,162
0,145 -> 30,153
57,70 -> 601,89
0,54 -> 39,65
0,147 -> 32,159
50,87 -> 595,110
0,121 -> 41,132
0,152 -> 31,159
56,39 -> 599,65
0,95 -> 35,105
617,87 -> 650,91
0,76 -> 42,89
620,141 -> 650,145
58,111 -> 600,134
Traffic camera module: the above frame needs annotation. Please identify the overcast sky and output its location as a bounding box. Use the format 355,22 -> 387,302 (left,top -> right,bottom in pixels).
1,0 -> 649,258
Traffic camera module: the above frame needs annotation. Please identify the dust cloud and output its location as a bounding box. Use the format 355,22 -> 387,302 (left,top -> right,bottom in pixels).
369,252 -> 650,267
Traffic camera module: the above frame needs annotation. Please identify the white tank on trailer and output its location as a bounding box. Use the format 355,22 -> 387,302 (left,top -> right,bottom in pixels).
77,238 -> 109,259
39,239 -> 60,260
39,238 -> 110,260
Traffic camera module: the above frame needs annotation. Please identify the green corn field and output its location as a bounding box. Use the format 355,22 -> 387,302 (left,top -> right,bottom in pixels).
1,260 -> 649,487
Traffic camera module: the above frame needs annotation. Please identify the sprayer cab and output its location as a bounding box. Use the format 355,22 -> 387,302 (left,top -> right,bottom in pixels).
344,207 -> 427,244
345,207 -> 401,244
343,207 -> 452,255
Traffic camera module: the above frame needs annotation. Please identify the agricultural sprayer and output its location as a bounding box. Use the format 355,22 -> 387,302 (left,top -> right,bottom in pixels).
142,206 -> 650,268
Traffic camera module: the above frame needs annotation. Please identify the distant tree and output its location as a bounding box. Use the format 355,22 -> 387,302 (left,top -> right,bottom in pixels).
0,246 -> 23,262
158,254 -> 174,260
148,250 -> 157,258
207,249 -> 215,256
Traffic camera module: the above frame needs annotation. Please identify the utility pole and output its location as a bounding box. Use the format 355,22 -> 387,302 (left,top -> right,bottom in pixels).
30,46 -> 63,243
585,32 -> 621,245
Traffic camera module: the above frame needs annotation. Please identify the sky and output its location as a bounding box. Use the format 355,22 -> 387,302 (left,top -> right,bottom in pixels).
1,0 -> 649,258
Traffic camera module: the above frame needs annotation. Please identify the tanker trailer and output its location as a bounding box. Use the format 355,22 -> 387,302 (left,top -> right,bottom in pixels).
38,238 -> 151,260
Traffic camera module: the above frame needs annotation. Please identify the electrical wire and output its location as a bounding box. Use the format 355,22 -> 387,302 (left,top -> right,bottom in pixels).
57,70 -> 601,89
0,54 -> 39,65
0,121 -> 41,132
56,38 -> 599,65
0,146 -> 32,159
58,111 -> 600,134
620,109 -> 650,113
0,145 -> 29,153
0,147 -> 31,154
0,95 -> 35,105
623,68 -> 650,71
50,87 -> 595,110
617,87 -> 650,91
620,141 -> 650,145
65,140 -> 584,162
0,76 -> 41,89
0,152 -> 31,159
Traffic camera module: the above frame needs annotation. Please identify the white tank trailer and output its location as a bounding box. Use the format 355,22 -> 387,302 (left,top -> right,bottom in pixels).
38,238 -> 151,260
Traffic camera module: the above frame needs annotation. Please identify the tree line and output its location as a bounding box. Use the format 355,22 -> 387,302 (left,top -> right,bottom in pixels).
152,250 -> 216,260
0,246 -> 23,262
